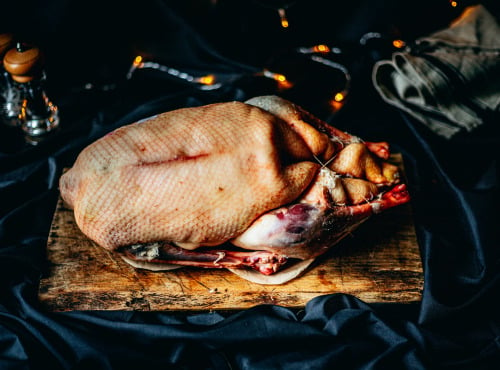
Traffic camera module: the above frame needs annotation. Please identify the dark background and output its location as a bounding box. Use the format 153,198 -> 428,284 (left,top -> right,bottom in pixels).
1,1 -> 499,369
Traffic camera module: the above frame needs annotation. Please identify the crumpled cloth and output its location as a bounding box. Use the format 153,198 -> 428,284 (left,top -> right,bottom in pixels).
372,5 -> 500,138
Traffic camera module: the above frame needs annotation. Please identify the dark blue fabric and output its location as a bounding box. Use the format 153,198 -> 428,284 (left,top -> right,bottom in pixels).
1,1 -> 499,369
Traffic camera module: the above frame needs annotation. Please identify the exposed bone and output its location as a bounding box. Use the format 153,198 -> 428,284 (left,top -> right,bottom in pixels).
121,243 -> 288,275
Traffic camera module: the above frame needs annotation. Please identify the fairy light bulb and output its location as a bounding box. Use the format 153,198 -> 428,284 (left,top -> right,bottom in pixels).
334,92 -> 345,102
312,44 -> 330,53
392,39 -> 406,49
278,8 -> 289,28
450,1 -> 458,7
329,90 -> 348,113
273,72 -> 293,89
277,76 -> 293,89
126,55 -> 144,79
198,74 -> 216,85
275,73 -> 286,82
261,70 -> 293,89
133,55 -> 143,67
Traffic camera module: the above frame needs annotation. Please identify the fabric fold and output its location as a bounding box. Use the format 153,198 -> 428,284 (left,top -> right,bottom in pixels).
373,5 -> 500,138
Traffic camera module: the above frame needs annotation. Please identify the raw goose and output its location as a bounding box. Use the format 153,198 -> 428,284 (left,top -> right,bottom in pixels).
59,95 -> 409,284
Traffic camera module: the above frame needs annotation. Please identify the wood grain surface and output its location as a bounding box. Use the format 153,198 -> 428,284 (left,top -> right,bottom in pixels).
39,154 -> 423,312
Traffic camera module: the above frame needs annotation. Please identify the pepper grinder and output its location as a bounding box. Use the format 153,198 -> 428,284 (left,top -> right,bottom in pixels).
0,33 -> 22,127
3,42 -> 59,143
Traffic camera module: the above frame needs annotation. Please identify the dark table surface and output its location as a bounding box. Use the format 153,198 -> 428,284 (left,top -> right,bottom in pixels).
1,1 -> 499,369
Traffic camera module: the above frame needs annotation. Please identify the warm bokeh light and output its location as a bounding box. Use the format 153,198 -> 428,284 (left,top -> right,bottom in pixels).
450,1 -> 458,7
198,74 -> 216,85
126,56 -> 145,79
329,99 -> 344,112
261,70 -> 293,89
275,73 -> 293,89
392,39 -> 406,49
278,79 -> 293,89
278,8 -> 289,28
274,74 -> 286,82
334,92 -> 345,102
329,91 -> 347,112
313,44 -> 330,53
133,55 -> 143,67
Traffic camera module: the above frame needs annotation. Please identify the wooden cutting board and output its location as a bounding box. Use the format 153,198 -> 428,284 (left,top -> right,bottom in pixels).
39,154 -> 423,312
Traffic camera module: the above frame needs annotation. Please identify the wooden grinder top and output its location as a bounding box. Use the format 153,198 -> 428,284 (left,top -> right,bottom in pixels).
3,43 -> 42,83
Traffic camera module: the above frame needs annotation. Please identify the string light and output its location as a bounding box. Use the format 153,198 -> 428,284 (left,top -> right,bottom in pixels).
126,27 -> 414,118
197,74 -> 216,85
359,32 -> 382,46
392,39 -> 406,49
261,70 -> 294,89
297,45 -> 341,55
278,8 -> 289,28
126,48 -> 350,107
333,92 -> 345,102
313,44 -> 330,53
330,90 -> 349,112
126,57 -> 295,91
133,55 -> 143,67
126,55 -> 145,79
253,1 -> 296,28
450,1 -> 458,7
126,57 -> 222,90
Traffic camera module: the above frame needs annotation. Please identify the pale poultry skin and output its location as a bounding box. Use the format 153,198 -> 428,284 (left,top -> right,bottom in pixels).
59,95 -> 409,284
